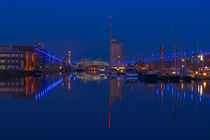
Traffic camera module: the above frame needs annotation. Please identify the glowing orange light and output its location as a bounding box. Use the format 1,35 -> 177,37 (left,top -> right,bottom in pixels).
25,77 -> 29,96
203,82 -> 206,88
31,53 -> 35,70
181,83 -> 184,89
31,79 -> 34,94
25,51 -> 29,71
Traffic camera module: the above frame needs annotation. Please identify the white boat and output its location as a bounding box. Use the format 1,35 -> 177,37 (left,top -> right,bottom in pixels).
124,66 -> 138,77
99,67 -> 105,73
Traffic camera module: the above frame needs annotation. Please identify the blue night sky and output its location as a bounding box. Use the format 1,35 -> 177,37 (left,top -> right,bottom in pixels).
0,0 -> 209,61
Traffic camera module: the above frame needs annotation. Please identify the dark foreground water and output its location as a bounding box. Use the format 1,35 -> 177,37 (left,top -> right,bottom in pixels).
0,73 -> 210,140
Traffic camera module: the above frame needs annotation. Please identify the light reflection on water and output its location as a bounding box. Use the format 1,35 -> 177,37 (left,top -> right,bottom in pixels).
0,72 -> 210,139
0,75 -> 63,100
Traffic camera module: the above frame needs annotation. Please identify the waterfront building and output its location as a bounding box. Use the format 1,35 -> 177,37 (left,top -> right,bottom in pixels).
0,45 -> 35,70
77,58 -> 109,70
159,45 -> 164,71
200,51 -> 210,67
109,16 -> 126,65
0,45 -> 61,71
110,39 -> 126,65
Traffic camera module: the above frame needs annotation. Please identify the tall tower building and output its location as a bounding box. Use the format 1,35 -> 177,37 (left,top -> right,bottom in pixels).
159,45 -> 164,71
110,39 -> 125,64
109,16 -> 125,65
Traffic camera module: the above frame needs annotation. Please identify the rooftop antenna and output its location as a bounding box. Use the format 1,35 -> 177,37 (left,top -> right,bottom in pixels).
109,16 -> 113,40
36,35 -> 42,48
141,49 -> 143,69
180,41 -> 183,58
137,51 -> 139,69
41,43 -> 44,49
36,35 -> 39,47
109,16 -> 113,65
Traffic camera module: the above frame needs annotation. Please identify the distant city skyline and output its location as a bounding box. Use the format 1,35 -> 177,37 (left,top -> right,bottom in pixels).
0,0 -> 210,61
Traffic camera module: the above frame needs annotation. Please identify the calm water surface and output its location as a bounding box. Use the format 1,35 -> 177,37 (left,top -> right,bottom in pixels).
0,73 -> 210,140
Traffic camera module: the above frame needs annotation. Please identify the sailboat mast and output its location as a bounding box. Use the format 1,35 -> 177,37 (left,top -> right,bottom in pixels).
174,25 -> 178,71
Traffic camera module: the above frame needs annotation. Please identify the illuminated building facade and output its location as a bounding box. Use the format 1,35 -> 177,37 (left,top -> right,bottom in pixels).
77,58 -> 109,70
159,45 -> 164,71
200,52 -> 210,67
0,46 -> 35,70
110,39 -> 125,65
109,16 -> 126,65
0,45 -> 61,71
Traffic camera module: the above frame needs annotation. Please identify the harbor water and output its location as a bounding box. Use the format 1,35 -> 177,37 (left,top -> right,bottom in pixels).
0,73 -> 210,139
